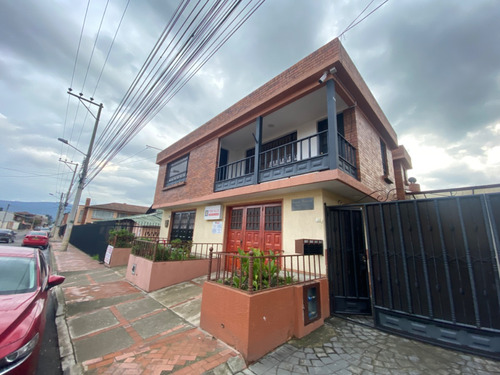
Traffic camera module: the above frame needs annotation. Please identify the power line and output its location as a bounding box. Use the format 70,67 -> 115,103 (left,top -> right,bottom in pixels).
86,0 -> 266,186
80,0 -> 111,92
58,0 -> 91,198
339,0 -> 389,38
92,0 -> 131,97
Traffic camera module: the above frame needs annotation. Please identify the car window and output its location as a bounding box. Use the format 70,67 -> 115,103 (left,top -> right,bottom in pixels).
39,252 -> 48,288
30,231 -> 47,236
0,257 -> 37,294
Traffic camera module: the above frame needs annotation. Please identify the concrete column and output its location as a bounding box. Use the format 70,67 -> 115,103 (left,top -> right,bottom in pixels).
326,79 -> 338,170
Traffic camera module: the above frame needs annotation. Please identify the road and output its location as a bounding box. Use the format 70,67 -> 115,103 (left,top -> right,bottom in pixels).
4,230 -> 62,375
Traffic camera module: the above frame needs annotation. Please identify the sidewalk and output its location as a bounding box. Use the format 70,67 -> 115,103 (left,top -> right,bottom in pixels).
51,242 -> 500,375
51,242 -> 245,374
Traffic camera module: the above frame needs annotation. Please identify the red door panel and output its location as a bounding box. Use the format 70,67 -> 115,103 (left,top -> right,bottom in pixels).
226,204 -> 282,254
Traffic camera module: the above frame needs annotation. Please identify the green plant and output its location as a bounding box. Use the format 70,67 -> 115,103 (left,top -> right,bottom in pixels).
108,229 -> 135,247
91,254 -> 100,261
152,240 -> 194,262
228,248 -> 293,291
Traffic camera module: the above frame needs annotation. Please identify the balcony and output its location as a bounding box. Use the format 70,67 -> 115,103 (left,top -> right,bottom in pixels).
215,130 -> 357,192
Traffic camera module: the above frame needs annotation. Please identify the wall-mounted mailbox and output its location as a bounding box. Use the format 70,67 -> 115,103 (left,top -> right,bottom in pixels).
295,239 -> 324,255
303,282 -> 321,325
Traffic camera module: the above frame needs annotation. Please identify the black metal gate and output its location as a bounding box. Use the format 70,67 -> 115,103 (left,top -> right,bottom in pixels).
364,194 -> 500,359
325,207 -> 371,314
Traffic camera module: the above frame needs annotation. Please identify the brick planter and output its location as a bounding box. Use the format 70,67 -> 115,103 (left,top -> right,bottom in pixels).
200,278 -> 329,363
125,254 -> 210,292
104,247 -> 132,268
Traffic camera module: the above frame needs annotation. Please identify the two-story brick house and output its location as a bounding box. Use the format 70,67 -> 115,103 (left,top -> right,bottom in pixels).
153,38 -> 411,262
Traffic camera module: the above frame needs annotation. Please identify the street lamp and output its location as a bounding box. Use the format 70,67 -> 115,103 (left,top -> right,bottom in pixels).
58,138 -> 87,156
57,94 -> 103,251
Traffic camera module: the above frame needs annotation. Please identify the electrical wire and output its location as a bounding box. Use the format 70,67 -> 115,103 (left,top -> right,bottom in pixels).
80,0 -> 110,93
91,0 -> 131,97
339,0 -> 389,38
58,0 -> 129,201
57,0 -> 91,199
85,0 -> 265,186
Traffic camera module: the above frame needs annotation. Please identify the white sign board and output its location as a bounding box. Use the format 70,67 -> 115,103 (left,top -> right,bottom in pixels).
212,221 -> 223,234
204,205 -> 222,220
104,245 -> 114,265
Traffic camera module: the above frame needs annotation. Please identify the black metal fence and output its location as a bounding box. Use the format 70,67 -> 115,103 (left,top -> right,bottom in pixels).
70,221 -> 160,261
364,193 -> 500,359
131,238 -> 223,262
208,250 -> 324,293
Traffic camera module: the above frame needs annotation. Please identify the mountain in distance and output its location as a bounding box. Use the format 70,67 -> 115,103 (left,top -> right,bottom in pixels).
0,200 -> 72,219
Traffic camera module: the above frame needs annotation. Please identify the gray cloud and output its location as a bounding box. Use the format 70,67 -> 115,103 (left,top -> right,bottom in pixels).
0,0 -> 498,205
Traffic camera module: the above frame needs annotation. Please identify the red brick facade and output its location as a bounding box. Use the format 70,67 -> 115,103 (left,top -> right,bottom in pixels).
153,38 -> 410,210
155,139 -> 219,208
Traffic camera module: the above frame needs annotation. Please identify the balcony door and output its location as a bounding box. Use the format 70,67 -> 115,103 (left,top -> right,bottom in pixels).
227,203 -> 282,253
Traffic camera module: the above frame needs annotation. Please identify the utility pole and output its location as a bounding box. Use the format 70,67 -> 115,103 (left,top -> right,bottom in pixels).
1,204 -> 10,228
52,160 -> 78,238
51,193 -> 64,234
60,91 -> 103,251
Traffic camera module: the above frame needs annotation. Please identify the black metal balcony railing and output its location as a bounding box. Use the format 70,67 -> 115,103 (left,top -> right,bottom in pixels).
207,249 -> 324,294
215,131 -> 358,190
216,155 -> 254,182
260,132 -> 323,170
338,134 -> 357,178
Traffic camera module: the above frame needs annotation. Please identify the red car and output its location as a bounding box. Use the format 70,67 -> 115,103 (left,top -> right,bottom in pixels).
0,247 -> 65,374
22,231 -> 49,250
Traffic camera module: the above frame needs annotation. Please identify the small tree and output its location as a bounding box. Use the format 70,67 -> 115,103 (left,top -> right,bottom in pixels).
108,229 -> 135,247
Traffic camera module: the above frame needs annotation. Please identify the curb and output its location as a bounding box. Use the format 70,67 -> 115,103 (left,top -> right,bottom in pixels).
54,286 -> 83,375
51,245 -> 84,375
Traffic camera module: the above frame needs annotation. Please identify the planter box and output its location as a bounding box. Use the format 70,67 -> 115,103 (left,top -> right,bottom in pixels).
104,247 -> 132,268
200,278 -> 329,363
126,254 -> 210,292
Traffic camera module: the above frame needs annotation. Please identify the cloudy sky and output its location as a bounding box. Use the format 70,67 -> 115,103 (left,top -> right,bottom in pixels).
1,0 -> 499,208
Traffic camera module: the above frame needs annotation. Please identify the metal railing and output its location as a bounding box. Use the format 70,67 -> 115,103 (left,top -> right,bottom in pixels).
132,238 -> 223,262
260,132 -> 323,170
215,131 -> 358,182
338,133 -> 357,178
215,155 -> 254,182
207,249 -> 324,294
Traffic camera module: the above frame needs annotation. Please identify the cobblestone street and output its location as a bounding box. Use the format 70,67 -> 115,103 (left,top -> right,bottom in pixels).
230,318 -> 499,375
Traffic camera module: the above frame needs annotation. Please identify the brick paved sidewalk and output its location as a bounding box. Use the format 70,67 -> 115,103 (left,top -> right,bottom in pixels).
51,242 -> 500,375
51,242 -> 244,374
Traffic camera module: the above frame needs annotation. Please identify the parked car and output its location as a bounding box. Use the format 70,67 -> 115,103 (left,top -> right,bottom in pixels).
0,229 -> 15,243
38,228 -> 52,238
0,247 -> 65,375
22,231 -> 49,250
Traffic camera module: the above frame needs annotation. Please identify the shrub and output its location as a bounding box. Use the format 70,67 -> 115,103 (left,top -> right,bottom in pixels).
108,229 -> 135,247
228,248 -> 293,291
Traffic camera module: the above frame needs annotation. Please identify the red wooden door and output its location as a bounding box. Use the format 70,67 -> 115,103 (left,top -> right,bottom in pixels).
226,204 -> 282,254
227,208 -> 243,253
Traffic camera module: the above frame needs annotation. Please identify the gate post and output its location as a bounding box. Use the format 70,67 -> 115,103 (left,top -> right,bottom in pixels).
248,251 -> 254,292
208,247 -> 213,281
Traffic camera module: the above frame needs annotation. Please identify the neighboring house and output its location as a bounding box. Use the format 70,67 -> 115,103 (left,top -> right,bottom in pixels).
14,212 -> 47,229
0,211 -> 20,230
74,199 -> 150,225
100,211 -> 163,239
152,38 -> 412,252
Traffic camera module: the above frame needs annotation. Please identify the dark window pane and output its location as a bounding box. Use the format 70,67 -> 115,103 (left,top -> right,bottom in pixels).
380,139 -> 388,175
164,155 -> 189,187
231,209 -> 243,230
265,206 -> 281,231
170,210 -> 196,241
246,208 -> 261,231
